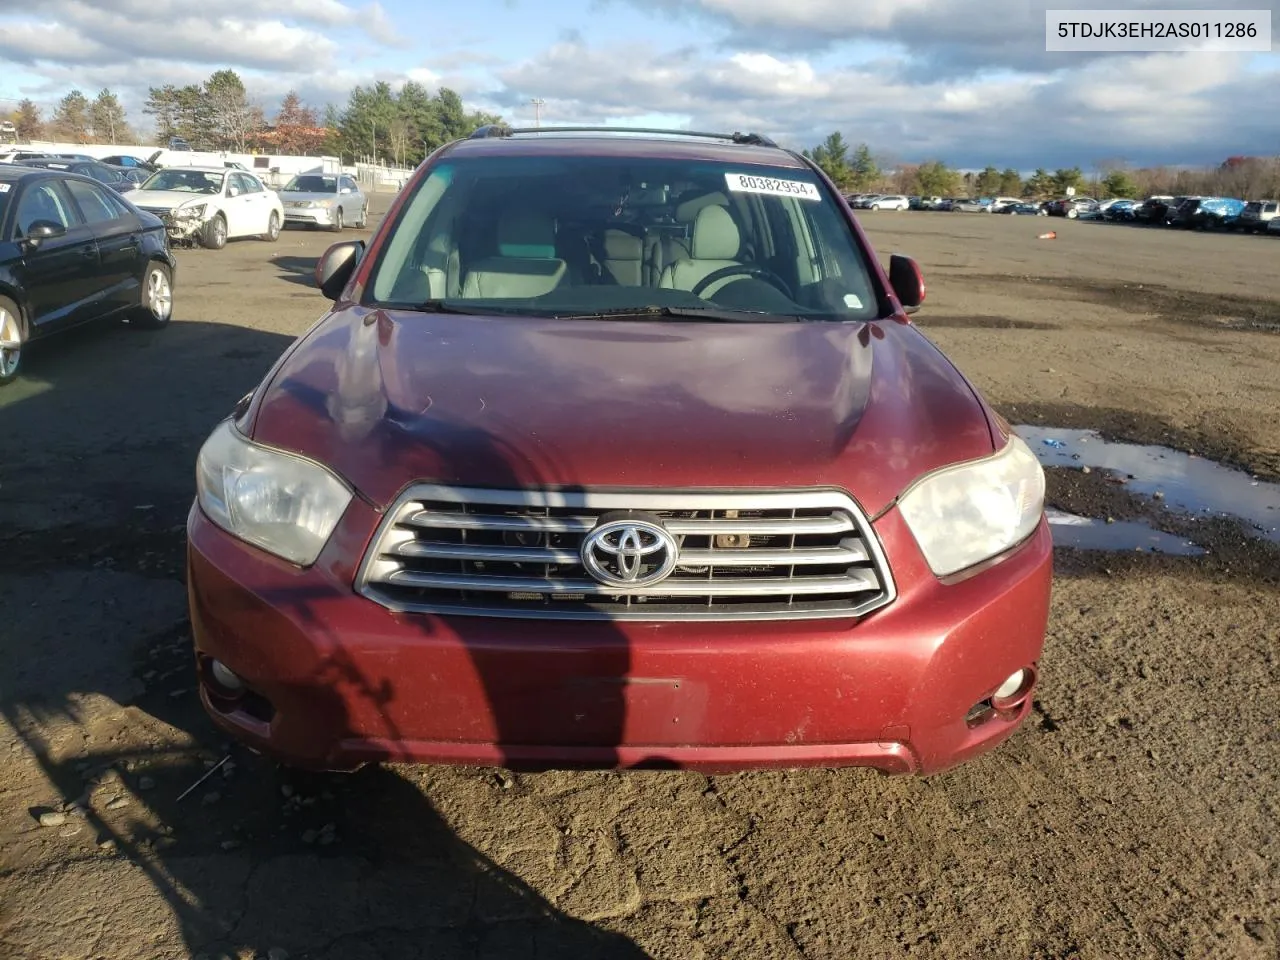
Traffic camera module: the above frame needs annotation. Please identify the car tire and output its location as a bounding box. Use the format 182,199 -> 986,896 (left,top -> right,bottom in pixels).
202,214 -> 228,249
132,261 -> 174,330
331,208 -> 344,233
262,211 -> 281,242
356,204 -> 368,228
0,296 -> 25,388
1066,208 -> 1078,219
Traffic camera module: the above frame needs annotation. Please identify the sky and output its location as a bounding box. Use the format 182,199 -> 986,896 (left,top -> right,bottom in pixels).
0,0 -> 1277,169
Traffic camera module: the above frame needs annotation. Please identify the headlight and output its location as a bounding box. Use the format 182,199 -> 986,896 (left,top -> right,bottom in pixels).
196,420 -> 353,566
177,203 -> 206,219
897,434 -> 1045,577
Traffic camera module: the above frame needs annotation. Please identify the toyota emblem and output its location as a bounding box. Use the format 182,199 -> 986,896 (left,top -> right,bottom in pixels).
580,517 -> 680,588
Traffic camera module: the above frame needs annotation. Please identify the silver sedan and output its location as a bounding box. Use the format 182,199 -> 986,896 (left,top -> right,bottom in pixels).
278,172 -> 369,231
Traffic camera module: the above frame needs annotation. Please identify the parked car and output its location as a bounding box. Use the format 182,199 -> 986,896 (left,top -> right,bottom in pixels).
1045,197 -> 1098,218
1189,197 -> 1246,229
1101,199 -> 1139,221
1237,200 -> 1279,233
868,194 -> 909,211
0,150 -> 54,165
18,158 -> 136,195
101,154 -> 160,173
1167,197 -> 1211,228
187,124 -> 1051,777
989,196 -> 1021,212
111,166 -> 151,191
936,198 -> 956,211
0,120 -> 15,143
278,172 -> 369,231
952,197 -> 992,212
0,165 -> 176,385
1000,202 -> 1046,216
917,196 -> 944,210
131,166 -> 284,248
1133,196 -> 1175,223
850,195 -> 881,209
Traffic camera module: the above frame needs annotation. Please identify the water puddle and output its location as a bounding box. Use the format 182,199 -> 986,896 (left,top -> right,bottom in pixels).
1016,425 -> 1280,544
1046,509 -> 1206,556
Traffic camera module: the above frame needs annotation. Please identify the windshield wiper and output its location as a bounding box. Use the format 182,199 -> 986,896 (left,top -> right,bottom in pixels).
407,299 -> 525,316
551,305 -> 795,323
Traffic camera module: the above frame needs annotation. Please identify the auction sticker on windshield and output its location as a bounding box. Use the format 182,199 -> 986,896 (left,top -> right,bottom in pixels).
725,173 -> 821,201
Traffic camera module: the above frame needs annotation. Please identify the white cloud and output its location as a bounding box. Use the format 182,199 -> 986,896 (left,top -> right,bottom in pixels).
495,38 -> 1280,168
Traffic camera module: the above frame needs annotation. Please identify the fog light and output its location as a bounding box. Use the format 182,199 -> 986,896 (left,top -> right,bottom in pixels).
209,659 -> 245,693
991,666 -> 1036,711
994,669 -> 1026,700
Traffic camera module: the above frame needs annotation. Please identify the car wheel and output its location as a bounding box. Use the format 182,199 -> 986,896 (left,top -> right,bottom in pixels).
331,207 -> 344,233
356,204 -> 368,228
1066,208 -> 1078,219
202,214 -> 227,249
262,211 -> 281,242
0,297 -> 25,387
133,261 -> 174,329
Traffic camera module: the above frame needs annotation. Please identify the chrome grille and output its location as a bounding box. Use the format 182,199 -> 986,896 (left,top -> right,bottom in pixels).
356,486 -> 895,621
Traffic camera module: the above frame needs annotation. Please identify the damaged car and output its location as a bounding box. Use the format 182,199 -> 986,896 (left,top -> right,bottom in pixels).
187,125 -> 1052,777
131,166 -> 284,248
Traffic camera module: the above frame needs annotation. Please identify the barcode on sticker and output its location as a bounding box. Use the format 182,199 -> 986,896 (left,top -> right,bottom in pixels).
0,183 -> 9,193
725,173 -> 821,201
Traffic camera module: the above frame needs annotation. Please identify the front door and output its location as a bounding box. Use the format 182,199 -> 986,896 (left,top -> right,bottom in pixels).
10,177 -> 100,335
64,177 -> 140,315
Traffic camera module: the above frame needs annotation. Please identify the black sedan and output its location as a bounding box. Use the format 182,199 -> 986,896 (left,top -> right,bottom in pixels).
0,165 -> 176,386
19,158 -> 136,194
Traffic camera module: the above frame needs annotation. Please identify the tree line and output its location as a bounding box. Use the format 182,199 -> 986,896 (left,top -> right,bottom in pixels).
804,131 -> 1280,201
4,69 -> 501,166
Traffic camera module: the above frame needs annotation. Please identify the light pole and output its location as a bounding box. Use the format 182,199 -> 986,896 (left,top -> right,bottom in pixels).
530,98 -> 544,128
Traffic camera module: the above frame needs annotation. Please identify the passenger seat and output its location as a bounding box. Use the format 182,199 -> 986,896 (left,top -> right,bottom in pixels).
461,210 -> 567,298
599,228 -> 646,285
657,205 -> 744,296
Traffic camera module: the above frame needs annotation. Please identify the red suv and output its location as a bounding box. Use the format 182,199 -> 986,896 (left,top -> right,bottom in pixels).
188,126 -> 1051,776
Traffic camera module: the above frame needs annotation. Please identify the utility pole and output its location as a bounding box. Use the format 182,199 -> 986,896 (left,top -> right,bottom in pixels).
530,98 -> 544,128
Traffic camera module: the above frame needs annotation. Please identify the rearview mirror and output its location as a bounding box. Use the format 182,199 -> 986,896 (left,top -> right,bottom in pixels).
315,240 -> 365,300
23,220 -> 66,248
888,254 -> 925,315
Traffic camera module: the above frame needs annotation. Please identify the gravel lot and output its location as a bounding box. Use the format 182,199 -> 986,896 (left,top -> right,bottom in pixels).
2,198 -> 1277,960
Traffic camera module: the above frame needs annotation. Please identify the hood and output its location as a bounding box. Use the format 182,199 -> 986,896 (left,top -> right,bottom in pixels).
280,191 -> 339,203
248,311 -> 995,516
131,190 -> 215,210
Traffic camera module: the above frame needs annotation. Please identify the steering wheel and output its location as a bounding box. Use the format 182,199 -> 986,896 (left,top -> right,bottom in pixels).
690,264 -> 794,301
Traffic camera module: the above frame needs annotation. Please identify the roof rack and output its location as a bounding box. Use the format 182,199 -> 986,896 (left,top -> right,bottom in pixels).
467,125 -> 777,148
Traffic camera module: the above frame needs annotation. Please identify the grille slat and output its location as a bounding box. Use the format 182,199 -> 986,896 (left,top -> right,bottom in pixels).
384,570 -> 881,597
357,486 -> 895,622
385,540 -> 869,567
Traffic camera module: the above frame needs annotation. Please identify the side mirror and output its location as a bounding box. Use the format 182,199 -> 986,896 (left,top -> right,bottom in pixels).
23,220 -> 66,249
315,240 -> 365,300
888,254 -> 925,315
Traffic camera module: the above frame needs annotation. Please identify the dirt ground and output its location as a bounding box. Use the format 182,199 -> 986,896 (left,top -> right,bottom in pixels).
1,199 -> 1277,960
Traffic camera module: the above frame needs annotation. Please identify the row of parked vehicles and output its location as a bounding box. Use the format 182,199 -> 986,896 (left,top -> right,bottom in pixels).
0,147 -> 371,247
846,190 -> 1280,233
0,151 -> 374,386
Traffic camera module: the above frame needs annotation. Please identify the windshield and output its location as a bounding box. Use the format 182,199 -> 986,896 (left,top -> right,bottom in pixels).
285,174 -> 337,192
367,153 -> 878,322
140,169 -> 224,194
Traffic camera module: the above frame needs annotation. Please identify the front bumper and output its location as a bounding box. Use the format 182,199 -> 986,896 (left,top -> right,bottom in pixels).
283,206 -> 336,225
187,500 -> 1053,776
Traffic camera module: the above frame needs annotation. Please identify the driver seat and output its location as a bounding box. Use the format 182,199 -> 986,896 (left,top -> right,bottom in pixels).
657,205 -> 744,297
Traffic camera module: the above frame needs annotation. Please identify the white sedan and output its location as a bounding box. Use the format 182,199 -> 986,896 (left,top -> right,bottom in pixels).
869,195 -> 910,211
130,166 -> 284,248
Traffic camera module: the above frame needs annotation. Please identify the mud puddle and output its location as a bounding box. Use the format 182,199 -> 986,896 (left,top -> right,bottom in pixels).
1045,509 -> 1206,555
1017,425 -> 1280,543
